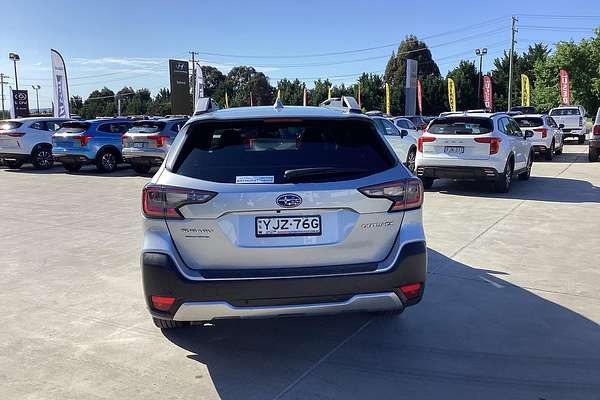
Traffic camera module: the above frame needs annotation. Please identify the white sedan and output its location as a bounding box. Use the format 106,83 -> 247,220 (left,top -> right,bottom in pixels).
370,116 -> 417,173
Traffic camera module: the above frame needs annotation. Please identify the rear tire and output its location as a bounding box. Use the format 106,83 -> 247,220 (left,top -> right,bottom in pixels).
31,147 -> 54,169
494,159 -> 513,193
96,149 -> 119,173
589,147 -> 599,162
578,135 -> 585,144
545,141 -> 554,161
421,177 -> 434,189
555,144 -> 563,155
152,317 -> 189,329
405,148 -> 416,173
5,159 -> 24,169
63,161 -> 81,172
132,162 -> 152,174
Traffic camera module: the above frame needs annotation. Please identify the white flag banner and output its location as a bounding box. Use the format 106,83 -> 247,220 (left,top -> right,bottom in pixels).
194,62 -> 204,112
8,86 -> 15,118
51,49 -> 70,118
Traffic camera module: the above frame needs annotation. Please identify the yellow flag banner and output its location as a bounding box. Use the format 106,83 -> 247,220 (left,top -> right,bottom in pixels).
225,92 -> 229,108
328,86 -> 332,100
385,83 -> 390,115
521,74 -> 530,107
447,78 -> 456,112
277,89 -> 281,100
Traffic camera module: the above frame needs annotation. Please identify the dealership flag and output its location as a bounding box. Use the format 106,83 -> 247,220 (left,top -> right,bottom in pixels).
357,84 -> 361,109
193,62 -> 204,112
51,49 -> 70,118
417,79 -> 423,115
483,75 -> 493,111
327,86 -> 332,100
303,88 -> 308,106
8,86 -> 15,118
225,92 -> 229,108
521,74 -> 530,107
560,69 -> 570,105
385,83 -> 390,115
447,78 -> 456,112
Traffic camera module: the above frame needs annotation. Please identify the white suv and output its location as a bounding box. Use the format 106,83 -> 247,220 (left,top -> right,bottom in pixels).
415,113 -> 534,193
0,117 -> 70,169
513,114 -> 564,160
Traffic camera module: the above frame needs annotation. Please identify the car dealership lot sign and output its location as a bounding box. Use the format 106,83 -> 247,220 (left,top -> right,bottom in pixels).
169,59 -> 191,115
12,89 -> 29,118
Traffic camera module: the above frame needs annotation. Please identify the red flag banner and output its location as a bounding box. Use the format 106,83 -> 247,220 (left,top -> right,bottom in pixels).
560,69 -> 570,105
417,79 -> 423,115
483,75 -> 493,111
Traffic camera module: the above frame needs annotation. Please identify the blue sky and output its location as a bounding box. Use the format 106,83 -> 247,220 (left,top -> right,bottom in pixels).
1,0 -> 599,108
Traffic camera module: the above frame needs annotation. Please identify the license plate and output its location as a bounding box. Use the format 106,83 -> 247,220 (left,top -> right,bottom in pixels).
133,142 -> 145,148
57,141 -> 73,147
255,215 -> 321,237
444,146 -> 464,154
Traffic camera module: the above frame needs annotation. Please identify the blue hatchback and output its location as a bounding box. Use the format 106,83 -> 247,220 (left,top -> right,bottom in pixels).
52,118 -> 133,172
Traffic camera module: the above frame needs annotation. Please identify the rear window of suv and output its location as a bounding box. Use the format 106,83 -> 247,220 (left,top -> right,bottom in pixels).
428,117 -> 493,135
57,122 -> 90,134
514,117 -> 543,127
0,121 -> 23,130
550,108 -> 580,116
128,122 -> 166,133
173,118 -> 396,183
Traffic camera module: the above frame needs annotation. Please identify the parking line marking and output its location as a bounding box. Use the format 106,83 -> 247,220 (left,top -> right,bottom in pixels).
479,275 -> 504,289
272,316 -> 375,400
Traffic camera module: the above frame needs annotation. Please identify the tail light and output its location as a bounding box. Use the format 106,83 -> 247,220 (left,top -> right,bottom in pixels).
122,134 -> 130,145
142,184 -> 217,219
417,136 -> 436,152
474,137 -> 502,155
359,178 -> 423,212
151,295 -> 175,312
148,135 -> 167,147
533,128 -> 548,138
6,132 -> 26,137
593,125 -> 600,136
73,135 -> 91,146
399,283 -> 422,300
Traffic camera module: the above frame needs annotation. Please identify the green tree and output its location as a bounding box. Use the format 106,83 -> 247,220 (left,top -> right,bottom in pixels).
357,73 -> 384,112
447,60 -> 479,111
69,95 -> 83,116
226,66 -> 274,107
149,88 -> 171,116
309,79 -> 332,106
420,75 -> 447,115
277,78 -> 305,105
384,35 -> 441,114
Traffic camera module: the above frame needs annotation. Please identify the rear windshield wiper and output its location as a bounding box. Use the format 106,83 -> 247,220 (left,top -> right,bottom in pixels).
283,167 -> 368,183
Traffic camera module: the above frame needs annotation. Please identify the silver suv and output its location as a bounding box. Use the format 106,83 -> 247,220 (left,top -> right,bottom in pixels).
141,103 -> 427,328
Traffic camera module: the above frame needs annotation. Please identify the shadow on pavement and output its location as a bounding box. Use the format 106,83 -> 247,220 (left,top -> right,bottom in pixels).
430,175 -> 600,203
163,249 -> 600,400
1,164 -> 140,177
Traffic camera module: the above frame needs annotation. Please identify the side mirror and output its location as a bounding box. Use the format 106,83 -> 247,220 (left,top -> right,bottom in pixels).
524,130 -> 534,139
559,123 -> 565,129
400,129 -> 408,138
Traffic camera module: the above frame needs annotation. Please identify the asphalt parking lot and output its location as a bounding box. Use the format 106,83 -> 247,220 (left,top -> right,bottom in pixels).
1,142 -> 599,400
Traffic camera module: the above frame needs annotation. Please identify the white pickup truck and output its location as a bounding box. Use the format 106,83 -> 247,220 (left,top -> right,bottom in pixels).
549,106 -> 587,144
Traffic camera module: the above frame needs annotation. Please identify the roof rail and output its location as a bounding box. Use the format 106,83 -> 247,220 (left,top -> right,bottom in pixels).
319,96 -> 361,113
273,98 -> 284,112
193,97 -> 219,116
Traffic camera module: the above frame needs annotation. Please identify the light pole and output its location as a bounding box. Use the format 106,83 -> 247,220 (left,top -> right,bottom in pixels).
32,85 -> 41,114
475,48 -> 487,108
8,53 -> 20,91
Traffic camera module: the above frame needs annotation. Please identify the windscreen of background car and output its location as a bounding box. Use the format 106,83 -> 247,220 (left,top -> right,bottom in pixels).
514,117 -> 543,128
427,117 -> 493,135
56,122 -> 90,134
173,119 -> 396,183
0,121 -> 23,130
128,122 -> 167,133
550,108 -> 581,116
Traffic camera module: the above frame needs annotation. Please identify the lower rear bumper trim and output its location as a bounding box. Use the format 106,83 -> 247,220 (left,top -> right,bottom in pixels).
417,165 -> 498,180
173,292 -> 403,321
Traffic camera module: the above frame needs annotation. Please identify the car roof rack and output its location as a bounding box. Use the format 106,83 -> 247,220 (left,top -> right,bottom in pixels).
193,97 -> 219,116
319,96 -> 361,113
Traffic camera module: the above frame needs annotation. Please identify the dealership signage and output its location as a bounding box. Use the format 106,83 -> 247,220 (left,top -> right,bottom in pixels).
559,69 -> 570,105
169,59 -> 191,115
12,90 -> 29,118
51,49 -> 70,118
483,75 -> 493,111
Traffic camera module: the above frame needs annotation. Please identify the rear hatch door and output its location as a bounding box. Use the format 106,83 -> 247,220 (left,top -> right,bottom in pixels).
421,116 -> 493,160
53,122 -> 91,149
160,117 -> 407,272
0,120 -> 25,150
550,108 -> 582,131
123,121 -> 167,150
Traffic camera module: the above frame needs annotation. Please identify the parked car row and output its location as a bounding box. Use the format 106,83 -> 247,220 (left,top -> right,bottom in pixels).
0,116 -> 188,174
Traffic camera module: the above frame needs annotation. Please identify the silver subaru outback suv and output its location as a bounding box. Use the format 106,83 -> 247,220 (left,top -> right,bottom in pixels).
141,101 -> 427,329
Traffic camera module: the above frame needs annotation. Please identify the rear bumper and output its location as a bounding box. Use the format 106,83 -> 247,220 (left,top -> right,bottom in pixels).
562,128 -> 586,137
122,148 -> 165,164
416,165 -> 499,180
52,152 -> 93,164
142,241 -> 427,321
532,144 -> 549,152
